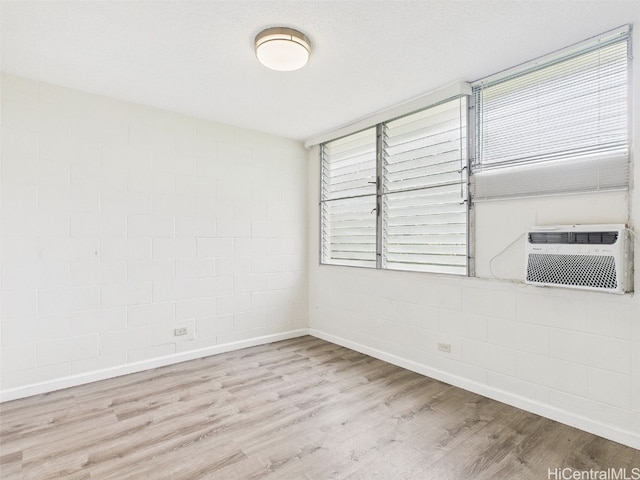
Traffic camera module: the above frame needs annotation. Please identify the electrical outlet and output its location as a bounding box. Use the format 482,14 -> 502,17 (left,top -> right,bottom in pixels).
437,342 -> 451,353
174,327 -> 188,336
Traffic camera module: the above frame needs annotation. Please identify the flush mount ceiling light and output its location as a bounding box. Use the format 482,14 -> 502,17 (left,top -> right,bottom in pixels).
255,27 -> 311,71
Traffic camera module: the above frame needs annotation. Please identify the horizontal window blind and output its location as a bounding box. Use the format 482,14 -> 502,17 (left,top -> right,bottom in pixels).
382,97 -> 468,275
321,128 -> 377,267
472,26 -> 630,201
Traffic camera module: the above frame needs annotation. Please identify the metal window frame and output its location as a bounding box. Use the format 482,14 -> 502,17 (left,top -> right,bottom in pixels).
319,96 -> 473,277
471,24 -> 631,177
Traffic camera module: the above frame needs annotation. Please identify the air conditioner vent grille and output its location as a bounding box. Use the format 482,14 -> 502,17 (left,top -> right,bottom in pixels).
526,253 -> 618,290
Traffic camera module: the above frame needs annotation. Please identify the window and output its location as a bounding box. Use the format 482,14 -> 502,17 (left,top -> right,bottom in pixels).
320,128 -> 377,268
321,96 -> 469,275
471,25 -> 630,200
317,25 -> 630,276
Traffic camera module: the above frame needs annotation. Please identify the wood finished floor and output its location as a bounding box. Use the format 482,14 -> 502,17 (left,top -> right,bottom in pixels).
1,336 -> 638,480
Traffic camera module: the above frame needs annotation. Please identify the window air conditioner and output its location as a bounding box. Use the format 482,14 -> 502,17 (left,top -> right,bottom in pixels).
525,224 -> 633,294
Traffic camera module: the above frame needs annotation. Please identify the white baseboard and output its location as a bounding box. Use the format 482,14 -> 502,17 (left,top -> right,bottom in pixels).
308,329 -> 640,450
0,329 -> 310,403
3,327 -> 637,450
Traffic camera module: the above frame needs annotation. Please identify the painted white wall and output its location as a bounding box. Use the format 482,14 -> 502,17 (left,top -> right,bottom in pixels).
0,74 -> 308,396
309,160 -> 639,448
307,43 -> 640,448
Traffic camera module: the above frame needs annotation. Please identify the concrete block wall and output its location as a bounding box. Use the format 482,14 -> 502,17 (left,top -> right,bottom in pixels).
306,30 -> 640,448
0,74 -> 308,395
308,151 -> 640,448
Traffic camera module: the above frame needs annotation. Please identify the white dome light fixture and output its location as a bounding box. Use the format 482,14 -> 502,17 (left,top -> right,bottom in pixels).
255,27 -> 311,72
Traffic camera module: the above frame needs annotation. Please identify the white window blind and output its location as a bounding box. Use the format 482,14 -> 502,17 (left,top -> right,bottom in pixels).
472,26 -> 630,201
320,97 -> 469,276
382,98 -> 468,274
321,128 -> 377,267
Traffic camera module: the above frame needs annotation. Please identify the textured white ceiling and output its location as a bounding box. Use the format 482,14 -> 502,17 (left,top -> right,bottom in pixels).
2,1 -> 639,141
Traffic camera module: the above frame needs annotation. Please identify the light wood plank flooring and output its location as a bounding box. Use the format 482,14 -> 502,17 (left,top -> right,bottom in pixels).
1,336 -> 638,479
